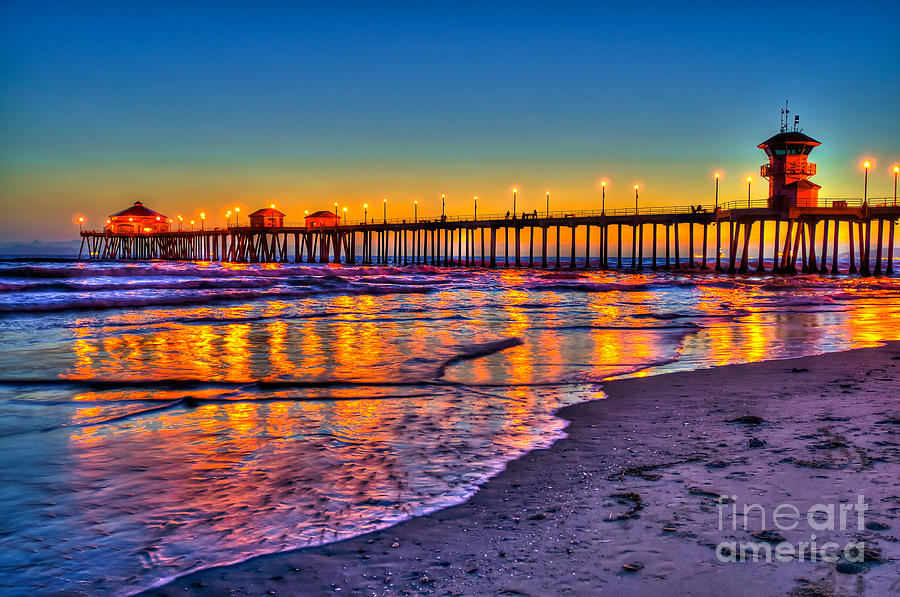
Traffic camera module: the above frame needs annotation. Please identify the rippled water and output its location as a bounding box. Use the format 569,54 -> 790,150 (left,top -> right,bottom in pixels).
1,260 -> 899,595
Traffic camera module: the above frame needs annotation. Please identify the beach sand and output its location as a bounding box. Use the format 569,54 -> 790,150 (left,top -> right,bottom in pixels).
146,343 -> 900,596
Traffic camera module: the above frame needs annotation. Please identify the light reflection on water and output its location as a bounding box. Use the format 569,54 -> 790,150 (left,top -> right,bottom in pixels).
0,263 -> 899,595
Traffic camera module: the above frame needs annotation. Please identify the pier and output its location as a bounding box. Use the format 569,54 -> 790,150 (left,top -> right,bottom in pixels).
79,198 -> 899,276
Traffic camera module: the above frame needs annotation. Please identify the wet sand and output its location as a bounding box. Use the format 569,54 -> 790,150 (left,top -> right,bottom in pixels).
146,343 -> 900,597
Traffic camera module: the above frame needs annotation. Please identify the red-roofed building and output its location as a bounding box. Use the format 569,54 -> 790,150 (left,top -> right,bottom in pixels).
106,201 -> 170,233
758,130 -> 821,208
305,210 -> 340,228
248,207 -> 285,228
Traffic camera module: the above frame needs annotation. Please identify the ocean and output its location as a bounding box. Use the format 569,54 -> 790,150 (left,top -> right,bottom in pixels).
1,259 -> 898,595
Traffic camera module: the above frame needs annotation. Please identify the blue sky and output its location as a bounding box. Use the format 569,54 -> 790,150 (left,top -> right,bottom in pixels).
2,1 -> 898,239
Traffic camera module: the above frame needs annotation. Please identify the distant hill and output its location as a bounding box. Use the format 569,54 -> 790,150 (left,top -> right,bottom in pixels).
0,240 -> 82,258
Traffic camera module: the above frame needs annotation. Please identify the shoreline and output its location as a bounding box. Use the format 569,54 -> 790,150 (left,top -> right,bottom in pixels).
145,343 -> 900,596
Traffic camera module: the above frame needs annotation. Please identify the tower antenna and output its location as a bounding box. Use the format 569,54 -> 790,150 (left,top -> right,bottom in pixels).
780,99 -> 790,132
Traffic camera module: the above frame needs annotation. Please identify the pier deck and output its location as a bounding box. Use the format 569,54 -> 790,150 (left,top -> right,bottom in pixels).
80,198 -> 899,276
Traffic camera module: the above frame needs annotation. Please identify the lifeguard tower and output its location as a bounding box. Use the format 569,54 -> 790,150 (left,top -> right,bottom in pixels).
758,103 -> 821,208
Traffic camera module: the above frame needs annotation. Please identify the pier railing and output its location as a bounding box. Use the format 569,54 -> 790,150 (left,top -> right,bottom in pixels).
719,197 -> 895,210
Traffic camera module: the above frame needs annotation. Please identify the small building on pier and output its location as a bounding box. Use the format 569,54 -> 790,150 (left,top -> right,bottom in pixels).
106,201 -> 170,234
249,207 -> 285,228
305,210 -> 340,228
758,129 -> 821,208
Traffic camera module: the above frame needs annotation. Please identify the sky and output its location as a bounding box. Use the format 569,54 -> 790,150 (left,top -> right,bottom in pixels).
1,1 -> 898,241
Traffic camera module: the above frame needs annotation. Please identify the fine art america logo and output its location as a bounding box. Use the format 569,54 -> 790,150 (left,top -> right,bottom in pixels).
716,494 -> 868,563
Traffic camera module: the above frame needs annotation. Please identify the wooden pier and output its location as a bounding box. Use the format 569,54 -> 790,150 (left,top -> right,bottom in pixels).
79,198 -> 899,276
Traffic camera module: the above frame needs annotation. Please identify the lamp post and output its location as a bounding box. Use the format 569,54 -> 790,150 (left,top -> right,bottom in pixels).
442,194 -> 445,218
364,203 -> 368,224
226,210 -> 231,227
78,216 -> 84,233
601,181 -> 606,215
343,207 -> 347,225
714,173 -> 720,210
513,188 -> 517,218
234,207 -> 240,227
190,220 -> 195,231
894,166 -> 898,206
546,191 -> 550,217
474,195 -> 477,220
634,185 -> 639,215
414,200 -> 418,223
178,215 -> 183,231
383,198 -> 387,224
200,212 -> 205,230
863,161 -> 871,204
334,202 -> 339,227
746,177 -> 752,208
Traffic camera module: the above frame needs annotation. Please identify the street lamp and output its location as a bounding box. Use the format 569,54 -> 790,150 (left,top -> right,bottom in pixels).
343,207 -> 347,225
226,210 -> 231,227
78,216 -> 84,233
601,181 -> 606,214
363,203 -> 368,224
442,194 -> 445,218
513,188 -> 517,218
546,191 -> 550,217
714,172 -> 720,210
234,207 -> 240,226
414,200 -> 418,223
334,202 -> 339,227
200,212 -> 205,230
190,219 -> 195,231
863,161 -> 871,204
474,195 -> 478,220
893,166 -> 899,206
634,185 -> 639,214
177,215 -> 183,231
383,198 -> 387,223
746,177 -> 752,208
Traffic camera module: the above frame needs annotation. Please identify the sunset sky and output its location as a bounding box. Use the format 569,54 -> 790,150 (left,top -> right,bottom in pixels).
2,1 -> 898,241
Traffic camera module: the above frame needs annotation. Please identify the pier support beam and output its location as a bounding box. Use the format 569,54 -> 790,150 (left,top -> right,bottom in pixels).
701,224 -> 708,270
875,219 -> 884,276
616,225 -> 622,269
570,226 -> 577,269
887,220 -> 895,276
688,223 -> 695,268
541,227 -> 548,268
673,222 -> 680,270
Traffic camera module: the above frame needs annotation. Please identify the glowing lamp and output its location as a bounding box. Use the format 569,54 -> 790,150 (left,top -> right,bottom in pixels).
363,203 -> 368,208
864,161 -> 871,169
715,172 -> 720,178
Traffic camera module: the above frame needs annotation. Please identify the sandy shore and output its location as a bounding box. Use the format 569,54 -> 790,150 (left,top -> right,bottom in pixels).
146,343 -> 900,597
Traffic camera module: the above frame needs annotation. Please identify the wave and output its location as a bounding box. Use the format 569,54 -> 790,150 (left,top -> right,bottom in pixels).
0,278 -> 282,293
0,284 -> 433,314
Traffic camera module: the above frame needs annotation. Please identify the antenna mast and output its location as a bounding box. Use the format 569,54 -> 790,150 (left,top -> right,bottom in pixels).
780,99 -> 790,132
